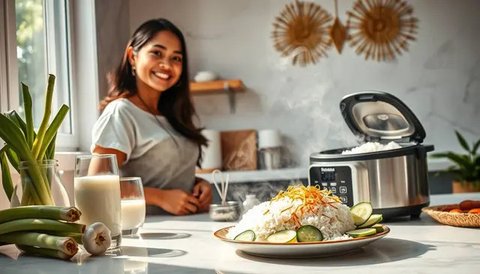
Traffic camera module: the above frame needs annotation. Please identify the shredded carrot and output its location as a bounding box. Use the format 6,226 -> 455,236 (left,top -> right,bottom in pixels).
271,185 -> 341,226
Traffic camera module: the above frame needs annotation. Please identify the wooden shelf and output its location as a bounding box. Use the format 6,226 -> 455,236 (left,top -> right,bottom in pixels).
190,79 -> 245,94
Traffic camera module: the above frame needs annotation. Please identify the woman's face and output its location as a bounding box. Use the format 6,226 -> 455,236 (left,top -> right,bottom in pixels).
130,30 -> 183,93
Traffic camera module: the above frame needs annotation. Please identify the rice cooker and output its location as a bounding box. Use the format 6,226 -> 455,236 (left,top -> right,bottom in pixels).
309,91 -> 434,219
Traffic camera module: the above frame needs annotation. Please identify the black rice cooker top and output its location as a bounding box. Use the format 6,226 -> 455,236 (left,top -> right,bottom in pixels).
310,90 -> 434,161
339,91 -> 426,144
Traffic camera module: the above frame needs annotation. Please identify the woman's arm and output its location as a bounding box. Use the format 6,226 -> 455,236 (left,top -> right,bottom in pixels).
144,187 -> 200,215
93,145 -> 127,167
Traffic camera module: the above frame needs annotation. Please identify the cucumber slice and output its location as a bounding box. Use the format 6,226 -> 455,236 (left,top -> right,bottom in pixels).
346,228 -> 377,238
357,214 -> 383,228
371,224 -> 385,233
234,230 -> 256,241
350,202 -> 373,226
267,230 -> 297,243
296,225 -> 323,242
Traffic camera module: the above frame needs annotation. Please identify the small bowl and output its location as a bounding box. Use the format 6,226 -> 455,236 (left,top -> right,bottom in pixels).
209,201 -> 241,222
194,71 -> 218,82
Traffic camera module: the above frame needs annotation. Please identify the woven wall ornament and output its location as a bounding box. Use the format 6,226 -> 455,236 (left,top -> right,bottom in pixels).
330,0 -> 347,53
346,0 -> 418,61
272,0 -> 332,66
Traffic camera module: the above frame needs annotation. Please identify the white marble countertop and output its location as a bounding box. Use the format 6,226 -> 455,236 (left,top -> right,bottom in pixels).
1,193 -> 479,274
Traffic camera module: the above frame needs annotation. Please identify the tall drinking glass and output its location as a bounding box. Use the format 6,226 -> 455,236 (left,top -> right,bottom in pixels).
74,154 -> 121,250
120,177 -> 145,236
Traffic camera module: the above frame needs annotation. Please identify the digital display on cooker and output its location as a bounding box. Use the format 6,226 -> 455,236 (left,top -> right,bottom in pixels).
309,165 -> 354,207
321,171 -> 336,182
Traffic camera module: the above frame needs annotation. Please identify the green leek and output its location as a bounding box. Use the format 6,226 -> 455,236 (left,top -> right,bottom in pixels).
0,150 -> 13,201
0,218 -> 85,235
0,206 -> 81,224
0,232 -> 78,257
32,75 -> 55,159
17,244 -> 74,260
0,74 -> 70,206
46,231 -> 83,244
21,83 -> 35,148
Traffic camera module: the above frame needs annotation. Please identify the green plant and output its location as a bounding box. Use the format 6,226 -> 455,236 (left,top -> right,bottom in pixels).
430,130 -> 480,183
0,74 -> 69,205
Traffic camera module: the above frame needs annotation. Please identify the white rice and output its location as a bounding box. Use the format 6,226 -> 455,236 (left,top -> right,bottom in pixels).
342,141 -> 401,154
226,195 -> 355,241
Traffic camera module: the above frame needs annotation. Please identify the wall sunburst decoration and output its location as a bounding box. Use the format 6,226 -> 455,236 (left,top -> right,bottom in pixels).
272,0 -> 333,66
346,0 -> 418,61
330,0 -> 347,53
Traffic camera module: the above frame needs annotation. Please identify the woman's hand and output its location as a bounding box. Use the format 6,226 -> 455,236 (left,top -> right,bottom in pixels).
145,187 -> 200,216
192,179 -> 213,212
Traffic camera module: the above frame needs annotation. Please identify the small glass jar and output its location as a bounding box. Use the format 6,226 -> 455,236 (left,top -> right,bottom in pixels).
11,160 -> 69,207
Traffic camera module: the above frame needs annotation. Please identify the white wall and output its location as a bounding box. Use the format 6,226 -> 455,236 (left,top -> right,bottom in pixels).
127,0 -> 480,167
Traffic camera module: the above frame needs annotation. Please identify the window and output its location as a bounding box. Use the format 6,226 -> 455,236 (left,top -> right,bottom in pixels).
16,0 -> 72,132
1,0 -> 77,149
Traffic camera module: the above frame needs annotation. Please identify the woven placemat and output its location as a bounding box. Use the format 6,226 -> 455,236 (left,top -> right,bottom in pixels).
422,204 -> 480,228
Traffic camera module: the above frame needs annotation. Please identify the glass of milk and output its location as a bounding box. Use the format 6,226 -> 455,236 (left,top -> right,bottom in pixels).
120,177 -> 145,236
74,154 -> 121,250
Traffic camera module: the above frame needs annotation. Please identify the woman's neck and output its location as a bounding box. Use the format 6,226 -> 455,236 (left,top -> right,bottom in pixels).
130,90 -> 161,115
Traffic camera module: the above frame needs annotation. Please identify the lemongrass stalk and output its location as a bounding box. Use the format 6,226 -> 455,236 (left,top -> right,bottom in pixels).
4,145 -> 20,172
17,244 -> 75,260
0,232 -> 78,256
32,74 -> 55,159
5,110 -> 28,142
0,114 -> 31,160
0,114 -> 52,204
4,110 -> 35,170
0,218 -> 85,235
36,104 -> 69,160
0,206 -> 81,224
46,133 -> 57,160
21,83 -> 34,148
0,150 -> 14,201
47,231 -> 83,244
20,182 -> 42,206
19,166 -> 48,205
20,161 -> 54,205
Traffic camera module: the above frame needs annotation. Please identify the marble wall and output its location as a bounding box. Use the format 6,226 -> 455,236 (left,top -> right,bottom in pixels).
126,0 -> 480,167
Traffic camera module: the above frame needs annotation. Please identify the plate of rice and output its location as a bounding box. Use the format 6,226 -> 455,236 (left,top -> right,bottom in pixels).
213,185 -> 389,258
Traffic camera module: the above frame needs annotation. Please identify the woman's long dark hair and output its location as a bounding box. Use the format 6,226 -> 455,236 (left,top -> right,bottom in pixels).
100,18 -> 207,166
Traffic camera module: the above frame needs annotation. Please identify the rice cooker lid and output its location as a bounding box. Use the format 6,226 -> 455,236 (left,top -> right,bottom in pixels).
340,91 -> 426,143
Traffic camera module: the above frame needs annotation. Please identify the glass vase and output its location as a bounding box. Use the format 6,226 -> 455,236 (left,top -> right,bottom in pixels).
10,160 -> 70,207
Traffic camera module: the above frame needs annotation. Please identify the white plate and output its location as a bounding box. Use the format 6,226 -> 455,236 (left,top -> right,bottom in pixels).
214,225 -> 390,258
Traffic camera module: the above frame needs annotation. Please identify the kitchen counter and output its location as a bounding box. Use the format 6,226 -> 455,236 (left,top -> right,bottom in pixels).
1,193 -> 479,274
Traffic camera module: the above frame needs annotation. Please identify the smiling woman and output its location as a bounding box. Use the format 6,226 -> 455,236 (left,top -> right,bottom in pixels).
91,18 -> 212,216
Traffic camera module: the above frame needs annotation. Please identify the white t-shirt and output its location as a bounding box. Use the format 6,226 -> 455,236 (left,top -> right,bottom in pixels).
91,98 -> 199,213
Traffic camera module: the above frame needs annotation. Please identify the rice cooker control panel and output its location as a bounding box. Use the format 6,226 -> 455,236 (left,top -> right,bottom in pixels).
309,166 -> 354,207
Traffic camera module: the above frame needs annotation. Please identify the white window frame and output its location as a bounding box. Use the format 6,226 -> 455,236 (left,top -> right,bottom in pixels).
0,0 -> 19,112
0,0 -> 99,153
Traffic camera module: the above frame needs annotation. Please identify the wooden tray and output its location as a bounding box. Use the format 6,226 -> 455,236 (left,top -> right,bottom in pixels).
422,204 -> 480,228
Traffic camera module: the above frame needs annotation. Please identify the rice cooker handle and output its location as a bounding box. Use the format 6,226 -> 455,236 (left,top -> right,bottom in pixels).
415,145 -> 435,160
